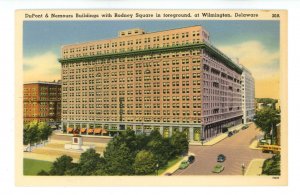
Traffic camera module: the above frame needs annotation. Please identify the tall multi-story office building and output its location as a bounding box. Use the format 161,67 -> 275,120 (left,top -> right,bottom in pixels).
241,66 -> 255,124
59,26 -> 243,141
23,81 -> 61,125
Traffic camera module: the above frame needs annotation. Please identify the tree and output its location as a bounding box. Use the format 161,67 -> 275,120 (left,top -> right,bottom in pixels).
147,136 -> 172,167
75,148 -> 105,175
262,154 -> 280,175
23,121 -> 53,149
49,155 -> 76,175
104,143 -> 135,175
37,170 -> 49,176
38,122 -> 52,144
254,107 -> 280,143
23,121 -> 39,150
133,150 -> 157,175
170,131 -> 189,156
115,130 -> 139,153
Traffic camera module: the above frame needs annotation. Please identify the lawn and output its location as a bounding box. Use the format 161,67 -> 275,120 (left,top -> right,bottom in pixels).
158,156 -> 184,175
23,158 -> 52,175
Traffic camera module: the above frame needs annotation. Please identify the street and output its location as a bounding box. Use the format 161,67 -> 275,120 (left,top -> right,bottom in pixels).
174,123 -> 272,175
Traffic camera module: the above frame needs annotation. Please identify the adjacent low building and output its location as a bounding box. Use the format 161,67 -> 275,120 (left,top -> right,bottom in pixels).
58,26 -> 244,141
23,81 -> 61,125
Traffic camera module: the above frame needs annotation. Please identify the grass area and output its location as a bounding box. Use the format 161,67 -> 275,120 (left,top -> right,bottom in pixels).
23,158 -> 52,176
158,156 -> 184,175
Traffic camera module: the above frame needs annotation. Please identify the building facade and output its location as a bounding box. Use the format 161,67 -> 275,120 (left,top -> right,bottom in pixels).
23,81 -> 61,125
241,66 -> 255,124
59,26 -> 243,141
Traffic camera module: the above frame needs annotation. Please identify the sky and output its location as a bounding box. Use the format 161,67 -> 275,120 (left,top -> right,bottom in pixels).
23,20 -> 280,99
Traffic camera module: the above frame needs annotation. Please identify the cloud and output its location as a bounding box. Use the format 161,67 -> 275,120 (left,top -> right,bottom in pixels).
218,40 -> 280,99
23,52 -> 61,82
218,40 -> 279,79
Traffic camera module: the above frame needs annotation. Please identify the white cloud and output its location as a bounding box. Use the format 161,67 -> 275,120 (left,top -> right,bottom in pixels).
218,40 -> 279,79
23,52 -> 61,82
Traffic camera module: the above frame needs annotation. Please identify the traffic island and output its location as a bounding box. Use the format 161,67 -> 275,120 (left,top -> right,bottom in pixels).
244,159 -> 266,176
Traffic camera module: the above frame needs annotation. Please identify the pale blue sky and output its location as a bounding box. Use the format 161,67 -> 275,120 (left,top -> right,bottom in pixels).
23,20 -> 281,98
23,20 -> 279,57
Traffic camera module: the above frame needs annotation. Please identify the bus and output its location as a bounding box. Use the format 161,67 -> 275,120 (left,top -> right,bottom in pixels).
261,145 -> 281,154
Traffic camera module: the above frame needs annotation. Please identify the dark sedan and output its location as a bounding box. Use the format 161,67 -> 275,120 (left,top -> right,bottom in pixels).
188,155 -> 195,164
217,154 -> 226,162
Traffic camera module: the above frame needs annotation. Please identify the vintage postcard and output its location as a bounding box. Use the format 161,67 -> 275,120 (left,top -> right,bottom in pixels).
15,9 -> 288,186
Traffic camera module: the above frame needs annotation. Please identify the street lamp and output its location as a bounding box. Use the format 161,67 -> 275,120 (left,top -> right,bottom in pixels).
201,126 -> 205,145
241,163 -> 245,175
156,163 -> 159,176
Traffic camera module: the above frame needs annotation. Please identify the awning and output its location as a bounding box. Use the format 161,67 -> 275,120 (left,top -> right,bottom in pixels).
67,127 -> 73,133
87,128 -> 94,134
94,128 -> 102,134
80,128 -> 87,133
101,129 -> 108,134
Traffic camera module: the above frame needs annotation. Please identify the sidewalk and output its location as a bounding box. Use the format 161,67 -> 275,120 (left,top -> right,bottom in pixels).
190,123 -> 245,146
245,159 -> 265,176
54,132 -> 112,139
160,153 -> 193,175
190,133 -> 228,146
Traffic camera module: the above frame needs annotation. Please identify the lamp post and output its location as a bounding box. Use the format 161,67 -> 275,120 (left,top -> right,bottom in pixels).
156,163 -> 159,176
201,125 -> 205,145
241,163 -> 245,175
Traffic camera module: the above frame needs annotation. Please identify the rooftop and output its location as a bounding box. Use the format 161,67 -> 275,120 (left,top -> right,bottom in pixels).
24,81 -> 61,85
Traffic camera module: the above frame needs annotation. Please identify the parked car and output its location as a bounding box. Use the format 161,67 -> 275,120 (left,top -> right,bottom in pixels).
212,164 -> 225,173
228,132 -> 233,137
242,125 -> 249,130
217,154 -> 226,162
188,155 -> 195,164
179,160 -> 189,169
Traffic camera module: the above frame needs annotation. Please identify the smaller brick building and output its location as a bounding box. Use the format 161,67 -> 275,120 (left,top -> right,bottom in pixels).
23,81 -> 61,125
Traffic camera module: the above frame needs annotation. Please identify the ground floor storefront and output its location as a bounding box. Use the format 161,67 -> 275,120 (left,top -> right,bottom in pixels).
62,116 -> 242,142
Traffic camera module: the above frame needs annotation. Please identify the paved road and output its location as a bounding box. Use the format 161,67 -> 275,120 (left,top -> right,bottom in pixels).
174,124 -> 272,175
51,133 -> 112,144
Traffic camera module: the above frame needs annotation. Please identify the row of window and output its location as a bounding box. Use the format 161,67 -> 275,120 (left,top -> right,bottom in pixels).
63,31 -> 201,54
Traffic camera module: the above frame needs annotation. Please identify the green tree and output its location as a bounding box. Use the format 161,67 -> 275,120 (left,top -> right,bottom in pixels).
37,170 -> 50,176
133,150 -> 157,175
23,121 -> 53,149
75,148 -> 105,175
23,121 -> 39,150
254,107 -> 280,143
38,122 -> 52,143
147,137 -> 172,167
112,130 -> 139,154
49,155 -> 76,175
170,131 -> 189,156
262,154 -> 280,175
104,143 -> 135,175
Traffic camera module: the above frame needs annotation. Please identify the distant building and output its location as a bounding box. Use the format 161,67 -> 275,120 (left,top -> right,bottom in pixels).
23,81 -> 61,125
241,66 -> 255,124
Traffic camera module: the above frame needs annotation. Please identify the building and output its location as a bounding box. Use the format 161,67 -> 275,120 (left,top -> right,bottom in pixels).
241,66 -> 255,124
58,26 -> 243,141
23,81 -> 61,125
